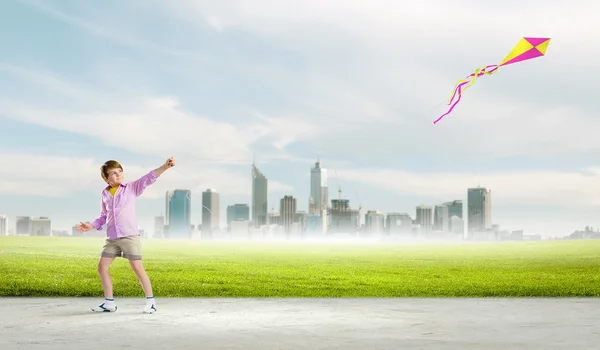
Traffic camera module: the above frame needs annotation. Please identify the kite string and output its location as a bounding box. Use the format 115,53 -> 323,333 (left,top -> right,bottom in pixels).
433,64 -> 500,124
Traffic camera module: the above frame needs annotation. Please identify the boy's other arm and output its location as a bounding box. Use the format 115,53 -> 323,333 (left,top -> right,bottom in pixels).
91,198 -> 107,230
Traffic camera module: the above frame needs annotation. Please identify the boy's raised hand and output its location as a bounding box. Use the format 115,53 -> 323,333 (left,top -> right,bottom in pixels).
165,156 -> 176,168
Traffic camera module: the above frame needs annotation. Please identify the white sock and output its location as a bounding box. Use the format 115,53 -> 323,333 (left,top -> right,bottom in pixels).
145,296 -> 155,305
104,297 -> 115,305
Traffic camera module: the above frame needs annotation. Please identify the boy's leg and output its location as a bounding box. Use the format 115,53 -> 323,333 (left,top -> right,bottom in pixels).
92,240 -> 120,312
121,235 -> 157,314
129,259 -> 153,297
129,259 -> 156,313
98,257 -> 117,298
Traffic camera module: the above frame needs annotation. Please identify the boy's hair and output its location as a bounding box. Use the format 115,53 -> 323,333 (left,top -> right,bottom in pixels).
100,160 -> 123,180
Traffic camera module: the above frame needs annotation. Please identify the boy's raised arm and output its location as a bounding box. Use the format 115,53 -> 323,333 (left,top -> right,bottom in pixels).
132,157 -> 176,196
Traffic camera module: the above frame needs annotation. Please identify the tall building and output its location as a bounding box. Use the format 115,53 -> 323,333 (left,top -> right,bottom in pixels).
252,163 -> 268,228
364,210 -> 385,235
309,160 -> 328,215
329,199 -> 360,234
433,204 -> 450,231
31,217 -> 51,236
280,195 -> 297,236
165,191 -> 174,225
202,188 -> 220,238
15,216 -> 31,235
167,189 -> 192,239
0,215 -> 7,236
416,205 -> 433,237
468,187 -> 492,233
227,204 -> 250,225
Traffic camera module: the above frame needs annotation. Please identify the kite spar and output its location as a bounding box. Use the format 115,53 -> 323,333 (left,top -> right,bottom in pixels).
433,37 -> 551,124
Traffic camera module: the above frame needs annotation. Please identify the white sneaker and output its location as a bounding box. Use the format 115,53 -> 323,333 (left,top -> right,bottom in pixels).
143,303 -> 157,314
92,302 -> 117,312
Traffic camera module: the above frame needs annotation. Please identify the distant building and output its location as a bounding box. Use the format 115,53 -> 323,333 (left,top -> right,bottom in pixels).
167,189 -> 192,239
280,195 -> 297,237
15,216 -> 31,235
415,205 -> 433,237
0,215 -> 7,236
468,187 -> 492,235
364,210 -> 385,235
434,200 -> 463,233
227,204 -> 250,226
31,217 -> 51,236
309,160 -> 328,216
202,188 -> 220,239
386,213 -> 413,237
329,199 -> 359,234
252,163 -> 268,228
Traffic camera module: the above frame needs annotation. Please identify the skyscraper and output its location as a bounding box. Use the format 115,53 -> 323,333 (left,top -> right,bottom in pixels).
433,204 -> 449,231
166,189 -> 191,239
309,160 -> 328,215
202,188 -> 220,238
416,205 -> 433,237
252,163 -> 268,228
280,195 -> 297,236
468,187 -> 492,233
165,191 -> 174,225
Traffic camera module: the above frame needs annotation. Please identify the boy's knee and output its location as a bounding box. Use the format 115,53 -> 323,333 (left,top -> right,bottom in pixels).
97,263 -> 109,272
98,257 -> 115,272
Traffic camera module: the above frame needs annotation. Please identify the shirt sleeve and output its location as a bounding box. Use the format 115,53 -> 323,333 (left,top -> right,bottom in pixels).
131,169 -> 158,196
91,195 -> 107,230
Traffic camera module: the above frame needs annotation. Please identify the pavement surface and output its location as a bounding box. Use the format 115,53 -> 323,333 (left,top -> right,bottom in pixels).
1,297 -> 599,349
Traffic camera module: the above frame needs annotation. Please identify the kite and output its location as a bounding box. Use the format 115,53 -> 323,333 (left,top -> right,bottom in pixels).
433,37 -> 551,124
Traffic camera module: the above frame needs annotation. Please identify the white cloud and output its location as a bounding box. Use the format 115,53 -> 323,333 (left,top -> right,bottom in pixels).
0,61 -> 321,164
335,167 -> 600,206
0,153 -> 98,197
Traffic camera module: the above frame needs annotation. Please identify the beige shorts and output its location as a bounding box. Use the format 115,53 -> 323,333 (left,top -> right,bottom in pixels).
101,234 -> 142,260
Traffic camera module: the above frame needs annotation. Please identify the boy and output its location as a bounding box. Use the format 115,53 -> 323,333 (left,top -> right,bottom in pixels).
76,157 -> 176,314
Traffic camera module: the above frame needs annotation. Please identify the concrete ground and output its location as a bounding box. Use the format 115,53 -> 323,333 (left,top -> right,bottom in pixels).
1,298 -> 599,349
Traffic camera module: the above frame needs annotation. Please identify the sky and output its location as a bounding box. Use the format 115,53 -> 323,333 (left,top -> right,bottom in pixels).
1,0 -> 599,237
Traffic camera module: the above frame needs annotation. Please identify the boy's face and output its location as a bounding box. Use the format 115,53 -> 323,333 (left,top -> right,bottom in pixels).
104,168 -> 123,187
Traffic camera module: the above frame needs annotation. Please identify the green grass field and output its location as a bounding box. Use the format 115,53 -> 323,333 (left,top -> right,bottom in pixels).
1,236 -> 599,297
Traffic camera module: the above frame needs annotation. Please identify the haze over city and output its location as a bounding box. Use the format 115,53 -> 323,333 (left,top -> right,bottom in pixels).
1,0 -> 599,238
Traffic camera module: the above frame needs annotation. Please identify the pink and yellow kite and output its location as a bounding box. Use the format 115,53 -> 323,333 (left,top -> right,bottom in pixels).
433,37 -> 551,124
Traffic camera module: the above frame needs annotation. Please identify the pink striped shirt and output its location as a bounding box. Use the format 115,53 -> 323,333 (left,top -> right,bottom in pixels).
91,170 -> 157,239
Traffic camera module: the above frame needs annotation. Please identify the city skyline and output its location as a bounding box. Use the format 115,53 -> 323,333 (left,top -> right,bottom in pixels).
0,157 -> 597,238
1,1 -> 599,237
0,157 -> 571,240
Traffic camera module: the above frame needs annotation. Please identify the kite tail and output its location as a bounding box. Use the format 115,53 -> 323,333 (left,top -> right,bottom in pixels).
434,64 -> 499,124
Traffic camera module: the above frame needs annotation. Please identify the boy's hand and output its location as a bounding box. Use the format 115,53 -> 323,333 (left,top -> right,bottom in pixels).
165,156 -> 176,168
76,222 -> 94,232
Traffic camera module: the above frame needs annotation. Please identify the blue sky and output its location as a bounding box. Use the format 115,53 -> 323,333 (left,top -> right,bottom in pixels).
1,0 -> 599,236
